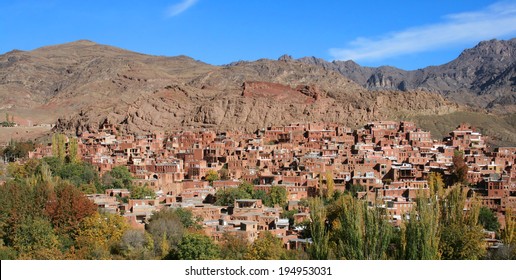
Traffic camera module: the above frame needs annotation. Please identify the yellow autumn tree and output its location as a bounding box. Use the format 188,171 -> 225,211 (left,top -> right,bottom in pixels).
325,171 -> 335,199
427,172 -> 445,198
502,208 -> 516,256
76,212 -> 128,259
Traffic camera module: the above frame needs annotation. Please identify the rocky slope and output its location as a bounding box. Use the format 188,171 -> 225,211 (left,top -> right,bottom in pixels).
299,38 -> 516,113
0,40 -> 216,123
53,51 -> 458,135
1,40 -> 515,145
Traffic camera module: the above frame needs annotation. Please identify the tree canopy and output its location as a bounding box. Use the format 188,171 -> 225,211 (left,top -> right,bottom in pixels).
170,233 -> 220,260
478,206 -> 500,233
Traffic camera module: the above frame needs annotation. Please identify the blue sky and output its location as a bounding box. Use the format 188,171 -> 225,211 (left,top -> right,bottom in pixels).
1,0 -> 516,70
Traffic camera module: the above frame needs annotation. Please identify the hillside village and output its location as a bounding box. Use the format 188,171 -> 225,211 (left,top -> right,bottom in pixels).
26,120 -> 516,250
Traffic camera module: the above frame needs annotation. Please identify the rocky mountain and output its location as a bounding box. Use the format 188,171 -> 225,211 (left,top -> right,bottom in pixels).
52,49 -> 458,136
0,40 -> 217,124
1,40 -> 516,145
299,39 -> 516,113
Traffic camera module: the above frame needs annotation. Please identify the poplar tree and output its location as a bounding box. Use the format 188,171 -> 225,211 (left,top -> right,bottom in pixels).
403,196 -> 440,259
427,172 -> 444,198
325,171 -> 335,199
333,195 -> 392,260
503,208 -> 515,247
439,184 -> 485,259
51,134 -> 67,162
307,197 -> 330,259
68,138 -> 79,163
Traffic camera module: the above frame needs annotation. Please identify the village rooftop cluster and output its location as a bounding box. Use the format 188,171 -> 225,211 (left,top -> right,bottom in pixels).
28,121 -> 516,249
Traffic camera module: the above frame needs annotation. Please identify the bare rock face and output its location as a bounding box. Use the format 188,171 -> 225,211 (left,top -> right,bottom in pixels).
242,81 -> 300,99
296,85 -> 324,100
299,38 -> 516,112
242,81 -> 323,103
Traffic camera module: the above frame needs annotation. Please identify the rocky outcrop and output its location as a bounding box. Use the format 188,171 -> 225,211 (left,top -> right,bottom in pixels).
242,81 -> 323,102
298,38 -> 516,113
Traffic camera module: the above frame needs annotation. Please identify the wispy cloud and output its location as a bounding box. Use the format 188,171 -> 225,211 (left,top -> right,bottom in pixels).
166,0 -> 198,17
330,1 -> 516,62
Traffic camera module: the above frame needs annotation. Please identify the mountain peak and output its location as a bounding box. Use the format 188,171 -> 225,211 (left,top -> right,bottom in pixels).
278,54 -> 293,62
458,38 -> 516,59
71,39 -> 97,45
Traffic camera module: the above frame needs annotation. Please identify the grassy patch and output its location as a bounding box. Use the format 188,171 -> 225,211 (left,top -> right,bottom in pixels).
408,112 -> 516,147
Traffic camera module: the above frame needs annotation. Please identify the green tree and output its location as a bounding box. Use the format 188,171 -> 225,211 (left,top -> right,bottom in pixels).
318,172 -> 324,196
307,197 -> 331,259
159,232 -> 170,259
130,185 -> 156,199
239,181 -> 255,195
333,195 -> 392,260
0,244 -> 17,260
52,133 -> 67,162
146,208 -> 185,257
402,196 -> 440,259
439,185 -> 485,260
245,231 -> 286,260
12,217 -> 62,260
173,208 -> 202,230
483,210 -> 515,260
1,140 -> 35,162
499,208 -> 516,259
219,167 -> 230,180
42,157 -> 64,174
7,158 -> 40,179
478,206 -> 500,232
266,185 -> 287,207
252,189 -> 268,203
170,233 -> 220,260
1,113 -> 15,127
101,166 -> 133,190
215,187 -> 252,206
41,157 -> 101,193
0,177 -> 52,246
68,138 -> 79,163
56,162 -> 99,188
503,208 -> 516,247
347,184 -> 365,197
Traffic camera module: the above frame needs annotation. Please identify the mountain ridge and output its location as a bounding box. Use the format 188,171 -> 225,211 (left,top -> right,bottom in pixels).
1,39 -> 515,146
297,38 -> 516,112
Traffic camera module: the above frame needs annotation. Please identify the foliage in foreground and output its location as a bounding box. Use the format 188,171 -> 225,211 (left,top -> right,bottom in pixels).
0,154 -> 514,260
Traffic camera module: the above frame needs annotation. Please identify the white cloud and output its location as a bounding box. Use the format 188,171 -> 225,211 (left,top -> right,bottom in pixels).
329,1 -> 516,62
166,0 -> 198,17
